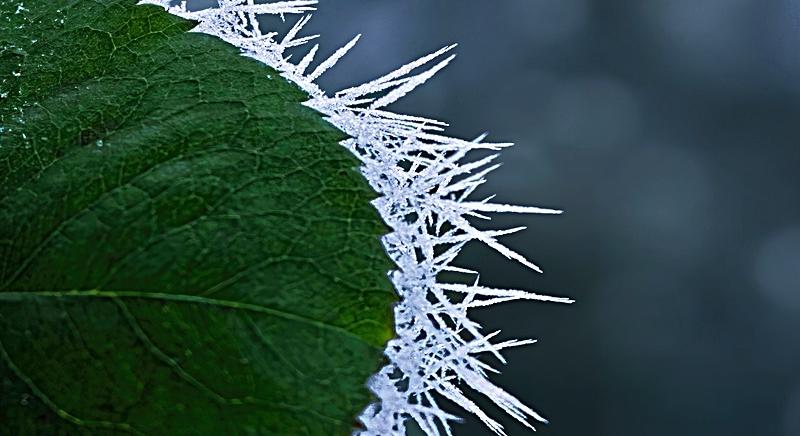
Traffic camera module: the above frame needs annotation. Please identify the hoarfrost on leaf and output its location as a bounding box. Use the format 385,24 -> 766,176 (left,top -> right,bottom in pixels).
142,1 -> 572,434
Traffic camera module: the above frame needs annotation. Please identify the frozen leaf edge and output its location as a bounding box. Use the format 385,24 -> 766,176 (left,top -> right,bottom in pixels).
140,1 -> 573,435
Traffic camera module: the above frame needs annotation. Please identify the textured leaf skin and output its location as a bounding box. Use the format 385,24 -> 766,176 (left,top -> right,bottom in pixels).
0,1 -> 395,434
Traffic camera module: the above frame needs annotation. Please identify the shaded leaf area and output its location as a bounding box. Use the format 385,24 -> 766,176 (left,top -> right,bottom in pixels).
0,1 -> 395,434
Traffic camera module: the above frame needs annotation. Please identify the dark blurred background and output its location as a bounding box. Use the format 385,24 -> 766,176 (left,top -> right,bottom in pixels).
191,1 -> 800,435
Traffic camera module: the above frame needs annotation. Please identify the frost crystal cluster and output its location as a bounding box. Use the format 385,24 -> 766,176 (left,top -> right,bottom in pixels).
141,1 -> 572,434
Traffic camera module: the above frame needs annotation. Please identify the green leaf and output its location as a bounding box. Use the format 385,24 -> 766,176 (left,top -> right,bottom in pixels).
0,1 -> 395,434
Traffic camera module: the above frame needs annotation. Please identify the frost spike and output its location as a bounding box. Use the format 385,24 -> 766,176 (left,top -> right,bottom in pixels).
282,13 -> 313,45
370,54 -> 456,110
307,34 -> 361,81
336,44 -> 457,98
295,43 -> 319,76
438,283 -> 575,304
458,201 -> 564,215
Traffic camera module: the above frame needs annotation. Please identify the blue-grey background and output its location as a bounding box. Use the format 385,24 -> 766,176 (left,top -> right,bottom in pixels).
192,1 -> 800,435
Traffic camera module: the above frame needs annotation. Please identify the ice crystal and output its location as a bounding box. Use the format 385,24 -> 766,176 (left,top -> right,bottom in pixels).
142,1 -> 573,434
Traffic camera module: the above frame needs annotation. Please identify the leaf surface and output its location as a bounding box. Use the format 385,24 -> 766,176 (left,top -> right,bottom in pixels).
0,1 -> 394,434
